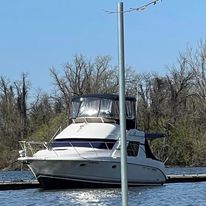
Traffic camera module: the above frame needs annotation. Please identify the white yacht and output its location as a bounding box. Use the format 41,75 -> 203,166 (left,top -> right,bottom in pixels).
18,94 -> 166,188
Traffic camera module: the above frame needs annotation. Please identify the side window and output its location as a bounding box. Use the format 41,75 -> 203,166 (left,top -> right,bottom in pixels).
126,100 -> 135,119
127,141 -> 139,156
111,101 -> 119,119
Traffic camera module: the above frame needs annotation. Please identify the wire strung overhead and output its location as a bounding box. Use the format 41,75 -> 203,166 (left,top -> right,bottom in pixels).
105,0 -> 162,14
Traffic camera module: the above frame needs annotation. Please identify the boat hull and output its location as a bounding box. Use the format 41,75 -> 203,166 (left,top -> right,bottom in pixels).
37,174 -> 163,189
25,159 -> 166,189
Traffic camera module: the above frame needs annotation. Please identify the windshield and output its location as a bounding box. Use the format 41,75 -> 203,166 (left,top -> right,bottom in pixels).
70,100 -> 80,119
70,96 -> 135,120
99,99 -> 113,116
79,98 -> 100,117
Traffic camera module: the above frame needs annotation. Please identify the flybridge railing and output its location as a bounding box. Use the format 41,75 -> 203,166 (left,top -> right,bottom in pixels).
72,117 -> 116,124
18,140 -> 118,158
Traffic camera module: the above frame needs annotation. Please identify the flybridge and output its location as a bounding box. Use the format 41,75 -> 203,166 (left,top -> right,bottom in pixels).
70,94 -> 136,130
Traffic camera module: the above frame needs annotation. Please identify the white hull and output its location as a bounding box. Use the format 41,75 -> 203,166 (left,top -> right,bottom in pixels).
24,158 -> 166,188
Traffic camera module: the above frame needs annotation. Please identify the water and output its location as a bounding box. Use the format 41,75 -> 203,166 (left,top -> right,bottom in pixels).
0,171 -> 34,182
0,168 -> 206,206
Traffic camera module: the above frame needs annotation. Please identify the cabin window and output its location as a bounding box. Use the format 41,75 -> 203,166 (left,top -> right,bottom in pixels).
51,139 -> 116,150
127,141 -> 139,156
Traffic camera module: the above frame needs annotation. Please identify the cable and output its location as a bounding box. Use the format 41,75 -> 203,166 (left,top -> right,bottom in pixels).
105,0 -> 162,14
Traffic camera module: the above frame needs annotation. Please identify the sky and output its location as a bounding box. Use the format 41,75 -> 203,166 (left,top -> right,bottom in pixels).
0,0 -> 206,93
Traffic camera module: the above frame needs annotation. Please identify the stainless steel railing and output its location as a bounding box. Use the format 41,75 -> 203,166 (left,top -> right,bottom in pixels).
19,140 -> 117,158
19,141 -> 48,157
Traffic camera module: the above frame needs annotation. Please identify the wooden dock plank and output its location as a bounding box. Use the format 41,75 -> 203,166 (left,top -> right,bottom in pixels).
0,180 -> 40,190
166,174 -> 206,183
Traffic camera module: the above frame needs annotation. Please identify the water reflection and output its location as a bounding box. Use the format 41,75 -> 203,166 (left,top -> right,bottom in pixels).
1,182 -> 206,206
57,188 -> 121,206
39,186 -> 165,206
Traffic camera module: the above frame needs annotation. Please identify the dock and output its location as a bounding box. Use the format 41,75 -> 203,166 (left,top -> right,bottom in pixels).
0,180 -> 40,190
166,174 -> 206,183
0,174 -> 206,190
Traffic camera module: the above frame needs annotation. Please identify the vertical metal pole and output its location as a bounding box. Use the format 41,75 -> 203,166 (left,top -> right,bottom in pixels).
118,2 -> 128,206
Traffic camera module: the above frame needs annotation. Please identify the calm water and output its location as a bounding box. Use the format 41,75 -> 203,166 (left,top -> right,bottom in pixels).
0,168 -> 206,206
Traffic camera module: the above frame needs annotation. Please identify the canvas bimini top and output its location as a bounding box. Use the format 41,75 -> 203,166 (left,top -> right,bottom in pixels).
70,94 -> 136,130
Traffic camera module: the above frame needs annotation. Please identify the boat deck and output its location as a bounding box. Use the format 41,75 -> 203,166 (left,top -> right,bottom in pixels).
0,174 -> 206,190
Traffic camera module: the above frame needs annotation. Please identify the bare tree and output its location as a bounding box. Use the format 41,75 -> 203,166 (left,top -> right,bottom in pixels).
166,54 -> 194,123
137,73 -> 152,131
50,55 -> 119,117
14,73 -> 28,140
